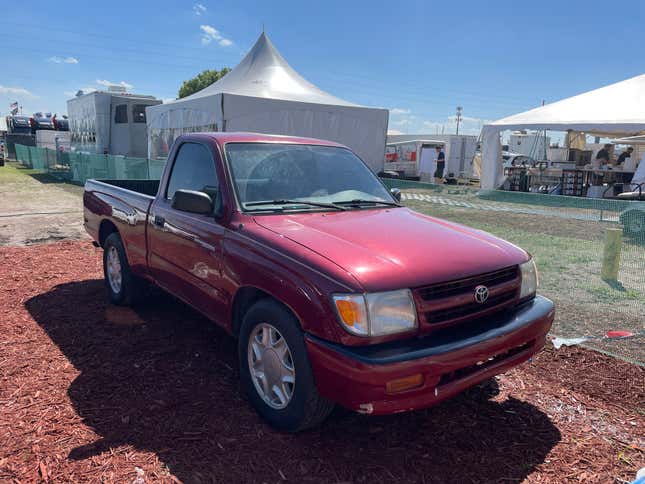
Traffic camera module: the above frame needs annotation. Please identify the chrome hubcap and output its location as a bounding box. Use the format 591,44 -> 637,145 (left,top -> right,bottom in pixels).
247,323 -> 295,409
106,246 -> 122,293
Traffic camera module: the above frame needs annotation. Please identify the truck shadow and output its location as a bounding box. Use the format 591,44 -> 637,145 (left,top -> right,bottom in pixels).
26,280 -> 560,483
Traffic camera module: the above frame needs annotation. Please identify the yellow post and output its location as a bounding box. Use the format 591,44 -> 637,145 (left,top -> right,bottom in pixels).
601,228 -> 622,281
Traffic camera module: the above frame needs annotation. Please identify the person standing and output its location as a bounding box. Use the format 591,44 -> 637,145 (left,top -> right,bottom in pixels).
594,143 -> 612,166
616,146 -> 634,166
434,145 -> 445,183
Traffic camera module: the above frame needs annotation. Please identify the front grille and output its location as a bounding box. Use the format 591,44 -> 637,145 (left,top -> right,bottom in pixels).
417,266 -> 518,300
414,266 -> 520,327
425,291 -> 516,323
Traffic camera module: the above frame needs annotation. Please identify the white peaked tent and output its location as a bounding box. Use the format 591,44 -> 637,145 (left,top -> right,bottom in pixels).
146,33 -> 389,171
481,74 -> 645,189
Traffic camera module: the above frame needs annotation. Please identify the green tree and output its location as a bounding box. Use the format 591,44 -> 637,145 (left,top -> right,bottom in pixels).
178,68 -> 231,99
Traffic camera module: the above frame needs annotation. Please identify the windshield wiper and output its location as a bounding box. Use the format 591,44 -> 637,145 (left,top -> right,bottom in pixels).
244,199 -> 347,211
333,199 -> 400,207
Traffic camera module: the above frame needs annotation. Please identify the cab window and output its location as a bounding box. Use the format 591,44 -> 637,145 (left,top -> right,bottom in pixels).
166,142 -> 219,201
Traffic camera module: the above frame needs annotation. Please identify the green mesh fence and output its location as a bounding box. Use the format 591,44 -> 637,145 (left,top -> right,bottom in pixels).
382,178 -> 644,364
13,144 -> 166,185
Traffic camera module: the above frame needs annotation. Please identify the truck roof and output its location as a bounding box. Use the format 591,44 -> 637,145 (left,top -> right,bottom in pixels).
187,131 -> 347,148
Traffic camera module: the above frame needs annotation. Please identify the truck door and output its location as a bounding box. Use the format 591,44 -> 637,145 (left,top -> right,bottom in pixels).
147,141 -> 228,325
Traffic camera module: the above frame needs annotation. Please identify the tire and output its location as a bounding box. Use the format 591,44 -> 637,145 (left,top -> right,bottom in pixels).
622,210 -> 645,237
102,232 -> 141,306
238,299 -> 334,432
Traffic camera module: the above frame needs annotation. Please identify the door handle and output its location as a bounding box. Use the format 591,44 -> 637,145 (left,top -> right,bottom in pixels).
153,215 -> 165,227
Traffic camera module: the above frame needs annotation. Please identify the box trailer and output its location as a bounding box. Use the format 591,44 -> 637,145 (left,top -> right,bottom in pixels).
67,89 -> 161,157
384,140 -> 444,178
387,134 -> 478,179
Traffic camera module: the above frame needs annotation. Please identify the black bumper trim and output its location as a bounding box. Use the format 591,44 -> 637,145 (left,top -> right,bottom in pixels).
307,296 -> 554,365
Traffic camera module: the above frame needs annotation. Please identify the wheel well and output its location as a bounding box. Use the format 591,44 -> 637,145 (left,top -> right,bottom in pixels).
98,219 -> 119,247
231,287 -> 299,337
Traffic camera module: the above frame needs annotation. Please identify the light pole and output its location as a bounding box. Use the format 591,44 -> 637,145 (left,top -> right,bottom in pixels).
455,106 -> 463,135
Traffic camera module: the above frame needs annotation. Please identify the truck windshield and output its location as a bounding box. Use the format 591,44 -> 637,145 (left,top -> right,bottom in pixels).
226,143 -> 395,211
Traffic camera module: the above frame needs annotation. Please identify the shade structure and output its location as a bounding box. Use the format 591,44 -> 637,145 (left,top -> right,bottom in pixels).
146,33 -> 388,172
481,74 -> 645,189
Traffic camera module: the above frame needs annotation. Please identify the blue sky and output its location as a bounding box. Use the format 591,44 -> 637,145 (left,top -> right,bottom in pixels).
3,0 -> 644,136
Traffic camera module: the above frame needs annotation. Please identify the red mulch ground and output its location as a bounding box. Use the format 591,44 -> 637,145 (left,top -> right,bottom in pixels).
0,241 -> 643,483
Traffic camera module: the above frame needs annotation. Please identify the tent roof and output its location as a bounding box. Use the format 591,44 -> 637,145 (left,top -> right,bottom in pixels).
485,74 -> 645,136
177,32 -> 360,107
611,134 -> 645,145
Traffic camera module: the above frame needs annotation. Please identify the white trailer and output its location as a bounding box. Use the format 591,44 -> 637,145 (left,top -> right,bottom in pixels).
384,139 -> 444,178
67,89 -> 161,157
387,134 -> 478,179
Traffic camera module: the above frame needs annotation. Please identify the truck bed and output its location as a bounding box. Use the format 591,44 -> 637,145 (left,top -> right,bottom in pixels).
92,179 -> 160,197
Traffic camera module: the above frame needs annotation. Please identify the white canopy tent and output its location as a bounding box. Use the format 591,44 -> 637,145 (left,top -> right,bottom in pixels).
146,33 -> 388,172
481,74 -> 645,189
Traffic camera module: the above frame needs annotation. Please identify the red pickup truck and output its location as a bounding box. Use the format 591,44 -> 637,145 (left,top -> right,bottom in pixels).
84,132 -> 554,431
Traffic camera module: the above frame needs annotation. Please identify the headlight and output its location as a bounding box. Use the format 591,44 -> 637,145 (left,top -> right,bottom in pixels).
519,258 -> 538,300
333,289 -> 417,337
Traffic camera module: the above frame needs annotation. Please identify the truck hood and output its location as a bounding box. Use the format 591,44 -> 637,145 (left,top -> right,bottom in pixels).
252,207 -> 528,291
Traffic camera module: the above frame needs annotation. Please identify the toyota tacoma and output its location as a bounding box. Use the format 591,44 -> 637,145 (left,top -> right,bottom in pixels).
83,132 -> 555,431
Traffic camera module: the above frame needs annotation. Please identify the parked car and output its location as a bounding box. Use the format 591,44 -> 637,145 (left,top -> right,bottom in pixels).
83,132 -> 555,431
8,115 -> 33,134
53,115 -> 69,131
31,112 -> 55,131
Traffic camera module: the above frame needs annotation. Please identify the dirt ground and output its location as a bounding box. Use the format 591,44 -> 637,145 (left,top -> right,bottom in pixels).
1,241 -> 643,483
0,162 -> 86,246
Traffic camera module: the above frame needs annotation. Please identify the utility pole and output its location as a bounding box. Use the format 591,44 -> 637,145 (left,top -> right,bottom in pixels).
455,106 -> 463,135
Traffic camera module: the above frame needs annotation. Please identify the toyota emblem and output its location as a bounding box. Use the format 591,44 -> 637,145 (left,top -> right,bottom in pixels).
474,285 -> 489,304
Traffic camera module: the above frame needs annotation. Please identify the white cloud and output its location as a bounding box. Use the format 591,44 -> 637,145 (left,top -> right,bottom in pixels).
0,85 -> 35,97
96,79 -> 134,89
48,56 -> 79,64
387,129 -> 404,135
193,3 -> 206,15
200,24 -> 233,47
390,108 -> 411,115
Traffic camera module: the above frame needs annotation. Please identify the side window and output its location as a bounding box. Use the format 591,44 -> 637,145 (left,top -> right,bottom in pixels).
166,142 -> 219,201
132,104 -> 147,123
114,104 -> 128,124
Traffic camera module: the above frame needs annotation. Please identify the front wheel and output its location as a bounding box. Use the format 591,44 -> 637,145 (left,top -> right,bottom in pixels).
238,299 -> 334,432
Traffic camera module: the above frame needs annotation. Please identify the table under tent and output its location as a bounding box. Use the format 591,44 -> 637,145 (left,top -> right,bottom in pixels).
146,32 -> 388,173
480,73 -> 645,198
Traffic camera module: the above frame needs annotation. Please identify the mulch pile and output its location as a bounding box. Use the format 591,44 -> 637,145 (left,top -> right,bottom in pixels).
1,241 -> 643,483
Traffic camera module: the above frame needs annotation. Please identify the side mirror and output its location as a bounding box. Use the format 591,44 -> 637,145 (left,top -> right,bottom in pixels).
171,189 -> 213,214
390,187 -> 401,202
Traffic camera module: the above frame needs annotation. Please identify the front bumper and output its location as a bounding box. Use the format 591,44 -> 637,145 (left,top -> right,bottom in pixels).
306,295 -> 554,415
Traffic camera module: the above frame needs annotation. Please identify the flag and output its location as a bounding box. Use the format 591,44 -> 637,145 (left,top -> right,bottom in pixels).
10,101 -> 19,115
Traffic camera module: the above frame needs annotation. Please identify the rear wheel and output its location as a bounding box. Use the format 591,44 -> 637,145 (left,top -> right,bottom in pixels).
103,232 -> 141,305
239,299 -> 334,432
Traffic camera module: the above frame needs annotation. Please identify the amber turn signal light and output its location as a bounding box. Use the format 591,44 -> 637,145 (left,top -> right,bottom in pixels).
385,373 -> 424,394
